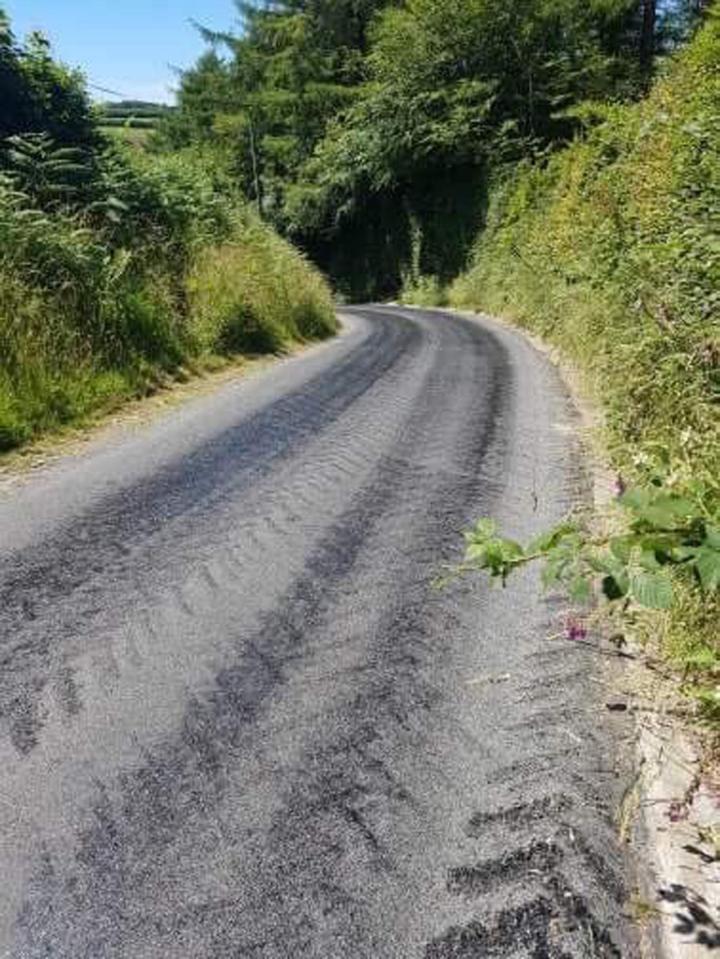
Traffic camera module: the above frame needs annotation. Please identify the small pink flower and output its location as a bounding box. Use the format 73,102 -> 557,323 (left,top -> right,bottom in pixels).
564,617 -> 588,641
666,801 -> 689,823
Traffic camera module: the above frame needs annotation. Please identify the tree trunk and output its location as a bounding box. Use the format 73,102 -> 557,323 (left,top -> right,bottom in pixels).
639,0 -> 657,77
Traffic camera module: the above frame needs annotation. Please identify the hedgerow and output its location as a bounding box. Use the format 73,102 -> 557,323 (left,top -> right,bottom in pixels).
0,10 -> 336,452
0,144 -> 335,451
451,9 -> 720,718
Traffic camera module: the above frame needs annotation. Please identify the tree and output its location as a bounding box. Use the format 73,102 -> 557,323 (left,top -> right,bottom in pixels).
159,0 -> 391,219
640,0 -> 658,74
284,0 -> 654,295
164,0 -> 710,297
0,10 -> 96,145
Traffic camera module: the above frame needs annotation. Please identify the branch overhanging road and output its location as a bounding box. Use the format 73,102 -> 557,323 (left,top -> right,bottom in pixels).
0,307 -> 636,957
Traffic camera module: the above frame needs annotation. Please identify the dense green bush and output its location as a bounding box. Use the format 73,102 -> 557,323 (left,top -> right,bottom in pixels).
0,144 -> 335,450
453,8 -> 719,489
451,9 -> 720,701
0,146 -> 333,453
0,7 -> 336,452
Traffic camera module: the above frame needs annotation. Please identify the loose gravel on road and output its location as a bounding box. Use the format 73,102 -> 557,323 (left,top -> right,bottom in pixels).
0,307 -> 638,957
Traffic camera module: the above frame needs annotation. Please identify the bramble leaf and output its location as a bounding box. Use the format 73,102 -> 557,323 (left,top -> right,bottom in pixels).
465,518 -> 497,542
620,490 -> 695,530
638,548 -> 662,571
694,546 -> 720,592
527,521 -> 579,554
461,480 -> 718,616
629,570 -> 674,609
568,575 -> 592,603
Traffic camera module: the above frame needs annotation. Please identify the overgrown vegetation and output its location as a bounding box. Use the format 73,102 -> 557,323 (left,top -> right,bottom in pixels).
162,0 -> 707,298
451,9 -> 720,717
461,477 -> 719,720
0,9 -> 335,451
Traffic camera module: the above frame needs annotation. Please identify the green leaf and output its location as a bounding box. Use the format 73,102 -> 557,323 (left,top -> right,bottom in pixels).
629,570 -> 674,610
694,546 -> 720,592
646,498 -> 693,527
618,488 -> 651,514
637,533 -> 677,554
638,548 -> 662,571
500,540 -> 525,560
471,518 -> 497,540
621,491 -> 695,530
528,521 -> 578,554
568,575 -> 592,603
705,526 -> 720,550
466,543 -> 490,562
672,545 -> 698,562
586,552 -> 623,576
541,549 -> 577,587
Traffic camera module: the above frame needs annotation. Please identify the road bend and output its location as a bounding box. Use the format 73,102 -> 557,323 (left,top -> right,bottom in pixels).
0,307 -> 636,957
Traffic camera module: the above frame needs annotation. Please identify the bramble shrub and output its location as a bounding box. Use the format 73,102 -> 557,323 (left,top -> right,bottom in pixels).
463,476 -> 720,720
464,481 -> 719,610
462,474 -> 720,724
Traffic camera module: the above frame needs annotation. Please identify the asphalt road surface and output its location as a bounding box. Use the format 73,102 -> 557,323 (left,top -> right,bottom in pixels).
0,307 -> 636,957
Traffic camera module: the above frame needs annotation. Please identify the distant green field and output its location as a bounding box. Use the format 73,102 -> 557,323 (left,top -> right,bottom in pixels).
101,116 -> 157,128
96,100 -> 175,144
99,124 -> 154,147
99,99 -> 174,119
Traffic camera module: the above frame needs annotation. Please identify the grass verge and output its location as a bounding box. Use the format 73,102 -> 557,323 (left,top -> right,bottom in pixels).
448,11 -> 720,727
0,150 -> 336,454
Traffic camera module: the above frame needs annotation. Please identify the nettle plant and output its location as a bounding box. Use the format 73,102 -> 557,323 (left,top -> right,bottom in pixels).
463,478 -> 720,615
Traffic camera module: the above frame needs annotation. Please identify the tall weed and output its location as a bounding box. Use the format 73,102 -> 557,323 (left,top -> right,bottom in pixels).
188,216 -> 336,354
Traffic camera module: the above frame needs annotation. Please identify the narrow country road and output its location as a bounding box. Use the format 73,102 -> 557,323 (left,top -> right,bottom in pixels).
0,307 -> 635,957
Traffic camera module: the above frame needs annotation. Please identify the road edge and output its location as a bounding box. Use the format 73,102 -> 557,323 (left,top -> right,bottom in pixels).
0,327 -> 347,488
402,304 -> 719,959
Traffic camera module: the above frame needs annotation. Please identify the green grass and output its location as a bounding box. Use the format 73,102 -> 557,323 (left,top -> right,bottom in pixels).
187,220 -> 337,355
0,152 -> 336,454
449,11 -> 720,713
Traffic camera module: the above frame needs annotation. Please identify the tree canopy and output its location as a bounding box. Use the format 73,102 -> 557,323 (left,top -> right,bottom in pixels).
161,0 -> 711,297
0,9 -> 96,145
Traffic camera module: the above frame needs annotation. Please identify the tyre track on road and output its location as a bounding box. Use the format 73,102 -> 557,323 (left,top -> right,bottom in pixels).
0,307 -> 638,957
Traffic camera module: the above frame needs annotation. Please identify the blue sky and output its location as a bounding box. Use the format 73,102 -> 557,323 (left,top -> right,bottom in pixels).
4,0 -> 238,103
